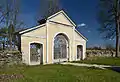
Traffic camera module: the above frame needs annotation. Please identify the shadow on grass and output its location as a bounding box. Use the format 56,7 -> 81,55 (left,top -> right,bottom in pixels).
105,66 -> 120,73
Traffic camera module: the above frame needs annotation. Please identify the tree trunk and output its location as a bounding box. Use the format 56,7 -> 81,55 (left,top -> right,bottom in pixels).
115,0 -> 120,57
9,34 -> 13,51
2,42 -> 5,50
2,37 -> 6,50
10,37 -> 12,51
116,21 -> 119,57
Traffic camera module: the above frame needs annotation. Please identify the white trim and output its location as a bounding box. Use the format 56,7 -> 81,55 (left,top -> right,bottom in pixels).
19,24 -> 46,34
75,39 -> 85,42
74,29 -> 88,41
52,32 -> 70,63
28,41 -> 44,65
46,21 -> 49,63
47,10 -> 76,27
53,59 -> 68,63
72,26 -> 75,61
49,20 -> 74,27
21,35 -> 46,39
76,44 -> 83,61
48,21 -> 74,30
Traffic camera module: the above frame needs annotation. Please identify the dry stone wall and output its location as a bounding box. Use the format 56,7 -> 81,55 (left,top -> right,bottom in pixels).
86,49 -> 116,57
0,51 -> 22,67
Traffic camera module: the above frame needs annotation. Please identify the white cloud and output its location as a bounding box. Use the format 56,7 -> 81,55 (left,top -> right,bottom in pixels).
109,39 -> 112,40
77,23 -> 86,27
87,30 -> 91,33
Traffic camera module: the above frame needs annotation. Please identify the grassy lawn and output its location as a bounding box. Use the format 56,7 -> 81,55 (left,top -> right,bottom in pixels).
0,64 -> 120,82
73,57 -> 120,66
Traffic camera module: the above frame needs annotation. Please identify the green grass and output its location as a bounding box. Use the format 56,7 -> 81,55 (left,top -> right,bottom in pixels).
73,57 -> 120,66
0,64 -> 120,82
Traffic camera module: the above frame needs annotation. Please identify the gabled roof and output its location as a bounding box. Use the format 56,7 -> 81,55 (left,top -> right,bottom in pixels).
75,29 -> 88,41
19,24 -> 46,34
18,10 -> 87,41
18,10 -> 76,34
47,10 -> 76,27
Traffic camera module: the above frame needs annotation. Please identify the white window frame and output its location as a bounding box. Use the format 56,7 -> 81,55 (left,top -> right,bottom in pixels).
29,41 -> 44,65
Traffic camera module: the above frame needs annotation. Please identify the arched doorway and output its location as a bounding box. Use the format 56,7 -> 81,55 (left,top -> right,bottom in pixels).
54,33 -> 69,62
77,45 -> 83,60
30,43 -> 43,64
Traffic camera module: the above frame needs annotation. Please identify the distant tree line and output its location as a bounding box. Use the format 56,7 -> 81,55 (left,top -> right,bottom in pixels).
87,44 -> 116,51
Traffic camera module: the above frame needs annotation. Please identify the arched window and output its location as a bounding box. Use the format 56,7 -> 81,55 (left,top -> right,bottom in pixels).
54,34 -> 69,59
30,43 -> 43,63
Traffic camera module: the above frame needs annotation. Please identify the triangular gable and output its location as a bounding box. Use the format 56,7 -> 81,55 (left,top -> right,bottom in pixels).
18,10 -> 79,35
19,24 -> 46,34
75,29 -> 88,41
47,10 -> 76,27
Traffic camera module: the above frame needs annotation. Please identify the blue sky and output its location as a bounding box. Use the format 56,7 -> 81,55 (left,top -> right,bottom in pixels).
19,0 -> 115,48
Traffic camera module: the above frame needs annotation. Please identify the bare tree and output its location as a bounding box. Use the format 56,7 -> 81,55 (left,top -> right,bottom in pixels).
0,0 -> 25,50
98,0 -> 120,57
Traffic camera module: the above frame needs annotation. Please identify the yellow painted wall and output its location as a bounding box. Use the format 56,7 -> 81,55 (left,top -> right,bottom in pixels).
21,25 -> 47,65
47,22 -> 86,63
49,13 -> 73,26
20,11 -> 87,65
47,22 -> 74,63
74,31 -> 86,60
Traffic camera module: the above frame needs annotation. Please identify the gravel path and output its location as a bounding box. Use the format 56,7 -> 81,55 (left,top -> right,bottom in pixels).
61,62 -> 120,70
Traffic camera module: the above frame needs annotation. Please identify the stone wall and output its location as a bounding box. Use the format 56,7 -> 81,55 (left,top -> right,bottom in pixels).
0,51 -> 22,67
86,49 -> 116,58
